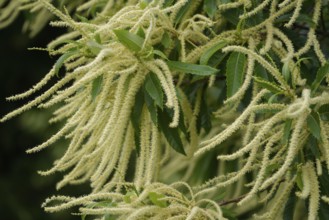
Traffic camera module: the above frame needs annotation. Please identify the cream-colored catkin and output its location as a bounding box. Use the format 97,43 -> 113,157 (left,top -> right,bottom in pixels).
145,124 -> 160,185
154,59 -> 180,127
167,0 -> 189,22
90,76 -> 130,180
0,70 -> 80,122
203,144 -> 261,191
39,64 -> 112,108
144,61 -> 174,108
286,89 -> 311,118
185,207 -> 199,220
97,74 -> 129,144
25,97 -> 90,154
264,176 -> 296,220
260,23 -> 274,55
239,0 -> 271,20
307,162 -> 320,220
77,0 -> 101,12
238,131 -> 282,205
0,0 -> 20,28
319,119 -> 329,171
196,89 -> 269,156
322,196 -> 329,204
217,105 -> 285,161
278,0 -> 291,8
3,0 -> 329,219
258,176 -> 282,204
296,163 -> 311,199
260,110 -> 307,190
6,68 -> 56,101
39,0 -> 89,37
313,37 -> 327,66
92,71 -> 147,191
134,108 -> 151,189
42,193 -> 124,213
38,118 -> 91,175
113,123 -> 135,192
225,37 -> 256,104
273,27 -> 295,61
217,2 -> 244,11
294,0 -> 321,58
316,158 -> 322,176
284,0 -> 304,28
222,46 -> 292,95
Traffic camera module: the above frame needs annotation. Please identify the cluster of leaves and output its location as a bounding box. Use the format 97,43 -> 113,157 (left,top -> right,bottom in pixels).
1,0 -> 329,219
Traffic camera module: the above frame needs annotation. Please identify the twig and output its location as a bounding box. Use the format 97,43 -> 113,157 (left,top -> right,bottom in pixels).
218,178 -> 286,206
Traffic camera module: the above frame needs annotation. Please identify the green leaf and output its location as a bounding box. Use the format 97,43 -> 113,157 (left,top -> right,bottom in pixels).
176,106 -> 190,142
158,108 -> 186,155
268,93 -> 279,103
319,201 -> 329,220
123,191 -> 137,204
311,62 -> 329,92
75,14 -> 89,22
296,169 -> 303,190
282,61 -> 290,82
174,0 -> 192,24
221,207 -> 238,220
275,14 -> 316,28
282,119 -> 292,145
54,39 -> 83,49
318,104 -> 329,121
95,33 -> 102,44
104,215 -> 116,220
91,76 -> 103,101
145,73 -> 164,109
226,52 -> 246,97
265,163 -> 280,176
148,192 -> 168,208
163,0 -> 175,7
254,62 -> 269,80
190,152 -> 216,184
54,51 -> 77,76
254,108 -> 281,114
221,7 -> 242,25
140,0 -> 152,9
319,167 -> 329,220
167,61 -> 218,76
307,111 -> 321,140
153,50 -> 168,60
212,190 -> 226,202
144,90 -> 158,125
136,27 -> 145,38
208,51 -> 227,68
113,29 -> 144,52
86,40 -> 103,55
204,0 -> 217,18
307,135 -> 321,158
283,189 -> 296,220
161,32 -> 171,48
318,104 -> 329,114
81,200 -> 116,220
197,92 -> 212,134
131,89 -> 145,156
253,76 -> 284,94
200,40 -> 227,65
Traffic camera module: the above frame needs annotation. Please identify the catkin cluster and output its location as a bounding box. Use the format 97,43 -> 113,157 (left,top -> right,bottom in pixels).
1,0 -> 329,219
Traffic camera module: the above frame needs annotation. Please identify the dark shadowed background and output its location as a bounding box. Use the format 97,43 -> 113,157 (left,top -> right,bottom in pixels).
0,15 -> 89,220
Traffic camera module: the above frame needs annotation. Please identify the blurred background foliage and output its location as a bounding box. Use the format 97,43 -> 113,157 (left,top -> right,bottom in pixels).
0,15 -> 89,220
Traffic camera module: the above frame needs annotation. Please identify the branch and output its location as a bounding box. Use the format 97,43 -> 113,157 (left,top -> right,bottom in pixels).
218,178 -> 286,206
